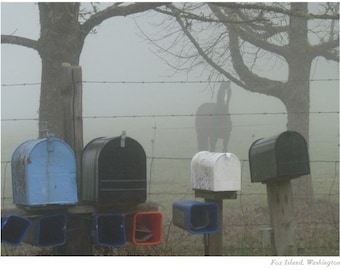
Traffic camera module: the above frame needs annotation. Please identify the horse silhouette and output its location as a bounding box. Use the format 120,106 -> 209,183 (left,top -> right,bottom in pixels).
195,81 -> 232,152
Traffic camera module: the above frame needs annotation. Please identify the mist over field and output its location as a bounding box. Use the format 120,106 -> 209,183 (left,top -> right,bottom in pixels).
1,3 -> 339,205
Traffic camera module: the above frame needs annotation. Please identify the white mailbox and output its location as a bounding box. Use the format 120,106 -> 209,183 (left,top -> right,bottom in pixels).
191,151 -> 241,191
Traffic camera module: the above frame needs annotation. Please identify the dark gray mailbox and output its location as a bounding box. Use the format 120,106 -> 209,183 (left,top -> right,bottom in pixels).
82,134 -> 147,203
248,131 -> 310,183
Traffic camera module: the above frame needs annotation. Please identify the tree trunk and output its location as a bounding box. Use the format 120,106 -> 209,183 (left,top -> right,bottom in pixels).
283,2 -> 314,199
37,3 -> 90,255
284,72 -> 314,199
37,3 -> 84,139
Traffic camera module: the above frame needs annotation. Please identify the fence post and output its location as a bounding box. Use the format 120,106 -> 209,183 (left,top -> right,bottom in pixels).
266,180 -> 297,256
204,198 -> 223,255
195,190 -> 237,256
61,63 -> 83,194
53,63 -> 93,255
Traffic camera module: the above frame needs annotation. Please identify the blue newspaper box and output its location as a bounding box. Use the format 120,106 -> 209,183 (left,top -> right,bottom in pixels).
24,213 -> 66,248
172,200 -> 218,234
1,215 -> 32,246
11,134 -> 78,206
93,214 -> 126,248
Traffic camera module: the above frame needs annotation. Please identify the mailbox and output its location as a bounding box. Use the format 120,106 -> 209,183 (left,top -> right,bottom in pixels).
126,212 -> 162,246
11,134 -> 78,206
191,151 -> 241,191
82,134 -> 147,204
172,200 -> 218,234
93,214 -> 126,248
248,131 -> 310,183
1,215 -> 32,246
24,214 -> 66,248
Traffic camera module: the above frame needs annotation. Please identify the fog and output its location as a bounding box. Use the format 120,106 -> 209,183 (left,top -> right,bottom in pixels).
1,3 -> 339,171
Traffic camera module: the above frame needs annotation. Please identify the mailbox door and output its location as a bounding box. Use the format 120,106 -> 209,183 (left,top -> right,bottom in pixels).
28,140 -> 77,205
249,138 -> 277,183
275,131 -> 310,179
192,152 -> 241,191
12,138 -> 77,206
98,137 -> 147,203
249,131 -> 310,183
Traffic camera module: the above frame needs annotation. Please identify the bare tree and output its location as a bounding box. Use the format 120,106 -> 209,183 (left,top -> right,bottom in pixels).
1,2 -> 165,140
147,2 -> 339,197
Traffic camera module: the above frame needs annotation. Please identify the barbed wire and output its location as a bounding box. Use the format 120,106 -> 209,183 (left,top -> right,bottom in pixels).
1,77 -> 339,87
1,159 -> 339,164
1,110 -> 339,122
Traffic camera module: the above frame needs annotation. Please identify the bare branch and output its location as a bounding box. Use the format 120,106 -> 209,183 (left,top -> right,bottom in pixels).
208,4 -> 289,59
81,2 -> 167,37
155,5 -> 269,25
227,24 -> 286,97
167,4 -> 247,89
212,2 -> 339,20
311,38 -> 340,61
1,35 -> 38,51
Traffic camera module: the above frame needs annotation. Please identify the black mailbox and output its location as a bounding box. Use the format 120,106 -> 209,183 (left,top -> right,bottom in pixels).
249,131 -> 310,183
82,134 -> 147,203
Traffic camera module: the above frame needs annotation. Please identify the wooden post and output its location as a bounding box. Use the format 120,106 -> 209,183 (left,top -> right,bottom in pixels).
204,198 -> 223,255
195,190 -> 237,256
266,179 -> 297,256
54,63 -> 92,255
61,63 -> 83,194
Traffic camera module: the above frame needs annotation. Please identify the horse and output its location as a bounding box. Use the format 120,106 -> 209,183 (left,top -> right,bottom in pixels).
195,81 -> 232,152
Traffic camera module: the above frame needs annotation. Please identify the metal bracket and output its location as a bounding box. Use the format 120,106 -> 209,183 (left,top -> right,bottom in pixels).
120,130 -> 126,148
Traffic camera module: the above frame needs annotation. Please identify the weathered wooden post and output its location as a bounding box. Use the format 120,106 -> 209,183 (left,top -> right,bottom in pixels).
54,63 -> 93,255
61,63 -> 83,193
194,190 -> 237,255
249,131 -> 311,256
174,151 -> 241,256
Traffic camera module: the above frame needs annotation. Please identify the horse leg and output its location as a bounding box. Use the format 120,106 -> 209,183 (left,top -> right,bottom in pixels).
209,135 -> 218,152
222,133 -> 230,153
197,131 -> 208,151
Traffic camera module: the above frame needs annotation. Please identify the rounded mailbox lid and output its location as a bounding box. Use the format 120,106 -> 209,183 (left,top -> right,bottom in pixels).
81,135 -> 147,203
248,131 -> 310,183
11,136 -> 77,206
191,151 -> 241,191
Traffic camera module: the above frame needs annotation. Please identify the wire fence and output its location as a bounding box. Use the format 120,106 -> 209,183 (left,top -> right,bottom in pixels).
1,111 -> 339,122
1,77 -> 339,87
1,79 -> 339,255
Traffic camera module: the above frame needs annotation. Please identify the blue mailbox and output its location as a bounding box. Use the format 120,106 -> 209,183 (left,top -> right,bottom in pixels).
11,134 -> 78,206
172,200 -> 218,234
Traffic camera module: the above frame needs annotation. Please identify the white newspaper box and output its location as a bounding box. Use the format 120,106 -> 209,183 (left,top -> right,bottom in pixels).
191,151 -> 241,191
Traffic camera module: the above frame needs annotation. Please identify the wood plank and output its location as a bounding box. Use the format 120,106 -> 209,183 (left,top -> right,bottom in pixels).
61,64 -> 83,195
194,190 -> 237,200
194,190 -> 237,256
204,198 -> 223,256
266,180 -> 297,255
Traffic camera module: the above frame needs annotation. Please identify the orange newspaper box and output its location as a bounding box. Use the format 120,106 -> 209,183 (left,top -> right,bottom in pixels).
127,212 -> 162,246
